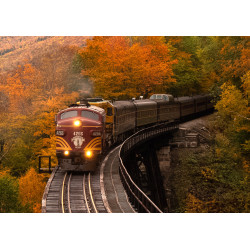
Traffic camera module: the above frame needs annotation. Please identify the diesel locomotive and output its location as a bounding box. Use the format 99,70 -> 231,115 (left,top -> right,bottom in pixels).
55,94 -> 214,171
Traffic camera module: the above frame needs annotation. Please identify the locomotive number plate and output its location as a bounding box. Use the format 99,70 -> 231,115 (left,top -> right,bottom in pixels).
56,130 -> 65,136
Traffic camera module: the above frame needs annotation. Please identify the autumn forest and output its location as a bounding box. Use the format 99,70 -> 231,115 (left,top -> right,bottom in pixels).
0,36 -> 249,212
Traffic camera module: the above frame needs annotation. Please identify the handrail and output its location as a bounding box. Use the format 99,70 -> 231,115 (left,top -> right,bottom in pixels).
119,121 -> 179,213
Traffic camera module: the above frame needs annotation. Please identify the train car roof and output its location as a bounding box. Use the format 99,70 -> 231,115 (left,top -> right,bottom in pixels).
133,99 -> 157,105
174,96 -> 194,102
133,99 -> 156,103
192,95 -> 208,99
152,99 -> 175,104
113,100 -> 135,108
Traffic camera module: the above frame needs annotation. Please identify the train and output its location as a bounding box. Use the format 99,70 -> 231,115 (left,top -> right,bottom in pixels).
55,94 -> 214,171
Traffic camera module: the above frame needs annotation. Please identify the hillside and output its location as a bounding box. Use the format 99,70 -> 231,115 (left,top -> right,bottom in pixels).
0,36 -> 90,73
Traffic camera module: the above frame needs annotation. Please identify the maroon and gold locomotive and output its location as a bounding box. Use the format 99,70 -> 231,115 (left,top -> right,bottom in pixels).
55,102 -> 105,171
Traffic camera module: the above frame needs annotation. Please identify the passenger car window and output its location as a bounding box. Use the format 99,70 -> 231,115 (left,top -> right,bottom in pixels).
60,110 -> 78,120
81,110 -> 99,121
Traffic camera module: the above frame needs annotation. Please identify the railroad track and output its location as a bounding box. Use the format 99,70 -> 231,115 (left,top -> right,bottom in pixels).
44,167 -> 107,213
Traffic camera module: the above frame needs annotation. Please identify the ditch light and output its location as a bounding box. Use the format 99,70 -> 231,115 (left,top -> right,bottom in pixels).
85,150 -> 93,158
64,150 -> 70,156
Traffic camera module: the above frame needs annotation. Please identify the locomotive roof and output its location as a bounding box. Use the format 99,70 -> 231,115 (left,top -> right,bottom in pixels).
59,105 -> 105,114
87,97 -> 104,102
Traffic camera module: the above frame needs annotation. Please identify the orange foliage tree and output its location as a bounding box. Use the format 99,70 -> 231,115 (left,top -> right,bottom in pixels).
19,168 -> 47,212
31,45 -> 80,93
31,87 -> 79,167
0,64 -> 44,175
0,63 -> 79,176
0,41 -> 85,212
2,64 -> 43,115
220,37 -> 250,83
79,36 -> 177,99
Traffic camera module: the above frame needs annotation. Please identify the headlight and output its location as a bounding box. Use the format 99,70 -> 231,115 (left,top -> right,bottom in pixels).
74,120 -> 81,127
85,150 -> 92,158
64,150 -> 69,156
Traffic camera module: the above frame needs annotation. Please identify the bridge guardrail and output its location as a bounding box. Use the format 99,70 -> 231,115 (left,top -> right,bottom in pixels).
119,121 -> 179,213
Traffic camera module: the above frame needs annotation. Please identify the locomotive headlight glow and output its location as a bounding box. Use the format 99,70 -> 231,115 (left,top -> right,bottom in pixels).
85,150 -> 93,158
74,120 -> 81,127
64,150 -> 69,156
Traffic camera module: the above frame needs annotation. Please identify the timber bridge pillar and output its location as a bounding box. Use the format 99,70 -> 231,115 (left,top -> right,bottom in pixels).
123,142 -> 167,211
141,143 -> 167,211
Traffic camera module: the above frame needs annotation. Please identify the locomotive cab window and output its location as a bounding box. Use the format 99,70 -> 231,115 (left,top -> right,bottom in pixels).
60,110 -> 78,120
81,110 -> 100,121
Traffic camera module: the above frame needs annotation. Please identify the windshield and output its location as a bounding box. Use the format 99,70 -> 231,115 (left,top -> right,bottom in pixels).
81,110 -> 100,121
60,110 -> 78,120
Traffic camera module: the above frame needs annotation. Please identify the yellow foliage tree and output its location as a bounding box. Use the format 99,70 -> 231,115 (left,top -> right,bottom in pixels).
242,71 -> 250,102
215,82 -> 249,128
186,193 -> 217,213
215,81 -> 250,153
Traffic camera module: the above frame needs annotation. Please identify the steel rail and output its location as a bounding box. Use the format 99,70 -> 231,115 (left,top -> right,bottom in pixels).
61,172 -> 68,213
88,173 -> 98,213
67,173 -> 72,213
83,174 -> 90,213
